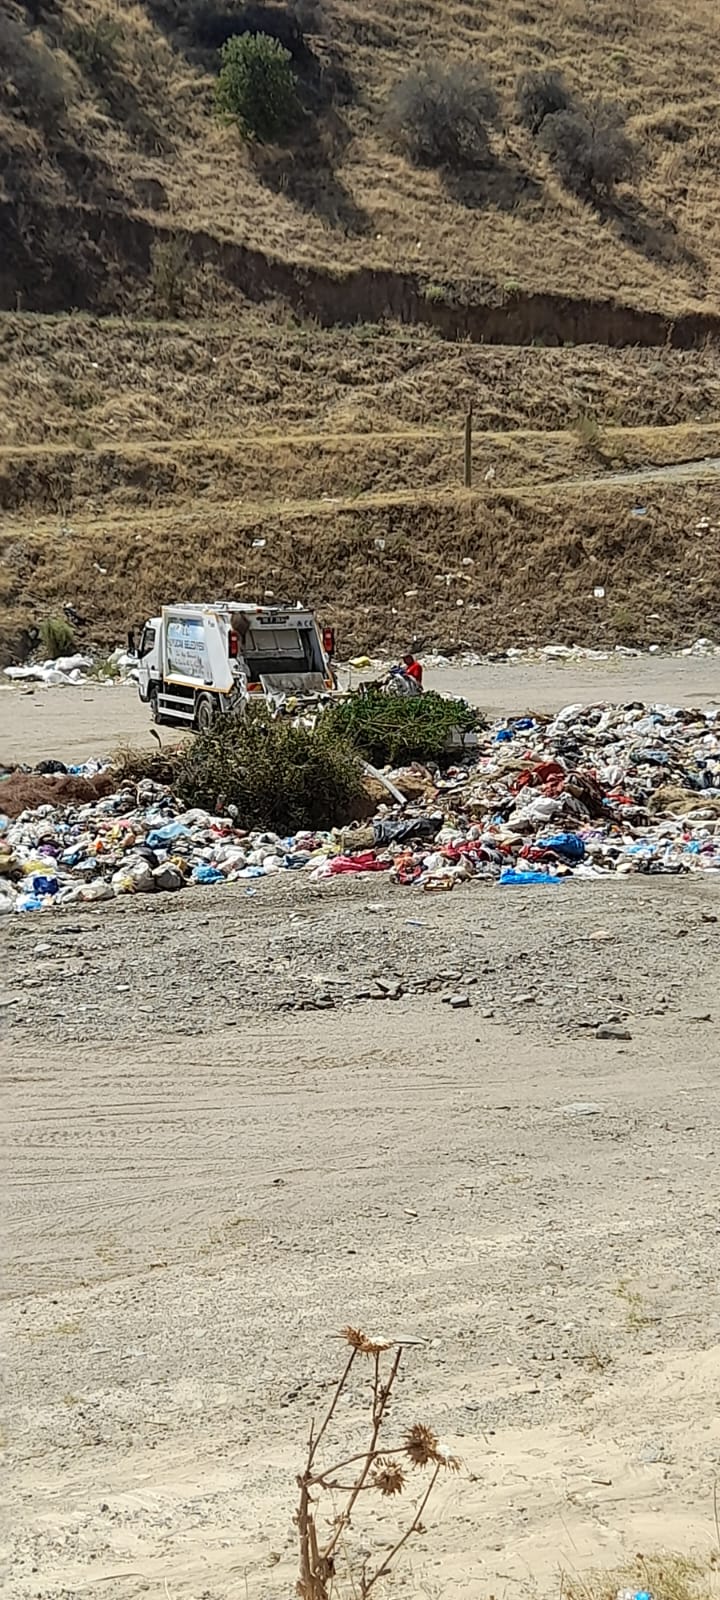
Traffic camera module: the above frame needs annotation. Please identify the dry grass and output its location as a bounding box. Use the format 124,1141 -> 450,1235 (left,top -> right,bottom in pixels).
564,1552 -> 720,1600
3,313 -> 720,448
3,418 -> 720,516
1,311 -> 719,661
2,0 -> 720,313
2,473 -> 719,659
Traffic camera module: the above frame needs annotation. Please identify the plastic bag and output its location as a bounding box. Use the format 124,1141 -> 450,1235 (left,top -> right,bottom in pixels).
327,852 -> 392,875
499,868 -> 562,886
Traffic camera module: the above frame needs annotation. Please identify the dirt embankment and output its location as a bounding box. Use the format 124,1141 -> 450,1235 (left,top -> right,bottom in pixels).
2,316 -> 720,664
2,479 -> 720,661
4,199 -> 720,349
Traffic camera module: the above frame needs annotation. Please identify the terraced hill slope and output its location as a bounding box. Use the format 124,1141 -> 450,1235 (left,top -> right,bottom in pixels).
2,0 -> 720,320
2,316 -> 719,662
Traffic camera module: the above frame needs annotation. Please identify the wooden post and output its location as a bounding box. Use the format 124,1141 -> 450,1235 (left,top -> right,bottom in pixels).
464,405 -> 473,489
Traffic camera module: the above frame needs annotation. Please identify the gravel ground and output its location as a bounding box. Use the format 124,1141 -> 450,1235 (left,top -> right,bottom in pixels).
1,871 -> 719,1048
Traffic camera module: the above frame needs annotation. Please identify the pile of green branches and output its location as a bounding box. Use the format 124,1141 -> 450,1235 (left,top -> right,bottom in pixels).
174,708 -> 363,832
321,688 -> 479,768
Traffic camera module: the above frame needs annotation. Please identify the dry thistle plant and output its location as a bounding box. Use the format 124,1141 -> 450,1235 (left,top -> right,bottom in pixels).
296,1326 -> 460,1600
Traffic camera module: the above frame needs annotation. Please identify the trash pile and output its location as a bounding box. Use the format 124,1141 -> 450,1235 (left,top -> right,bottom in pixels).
4,650 -> 137,687
2,701 -> 720,912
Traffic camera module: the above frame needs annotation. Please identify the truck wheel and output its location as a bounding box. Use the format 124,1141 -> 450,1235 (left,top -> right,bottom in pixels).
149,687 -> 163,725
195,693 -> 216,733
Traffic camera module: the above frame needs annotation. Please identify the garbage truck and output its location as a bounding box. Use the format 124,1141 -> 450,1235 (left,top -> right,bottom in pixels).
136,601 -> 336,729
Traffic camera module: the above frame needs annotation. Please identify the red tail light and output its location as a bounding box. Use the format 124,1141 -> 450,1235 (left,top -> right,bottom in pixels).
228,630 -> 239,658
322,626 -> 336,659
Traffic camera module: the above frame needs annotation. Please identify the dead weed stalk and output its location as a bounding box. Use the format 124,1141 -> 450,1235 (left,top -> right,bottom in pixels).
296,1326 -> 459,1600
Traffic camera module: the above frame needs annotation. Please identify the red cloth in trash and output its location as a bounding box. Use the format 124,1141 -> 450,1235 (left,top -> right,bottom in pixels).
327,852 -> 391,874
510,761 -> 566,794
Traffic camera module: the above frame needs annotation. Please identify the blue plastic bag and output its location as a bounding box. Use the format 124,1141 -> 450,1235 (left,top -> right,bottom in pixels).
499,868 -> 562,886
540,832 -> 585,862
146,822 -> 190,849
30,874 -> 59,896
193,864 -> 224,885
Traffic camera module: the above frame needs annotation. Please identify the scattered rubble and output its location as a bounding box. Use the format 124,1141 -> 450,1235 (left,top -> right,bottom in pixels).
2,700 -> 720,912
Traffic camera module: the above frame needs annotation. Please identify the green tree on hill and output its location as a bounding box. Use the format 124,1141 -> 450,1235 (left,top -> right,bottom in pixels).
214,32 -> 300,143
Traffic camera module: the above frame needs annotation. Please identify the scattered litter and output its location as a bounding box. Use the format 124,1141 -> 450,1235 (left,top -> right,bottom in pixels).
5,637 -> 720,693
4,648 -> 138,687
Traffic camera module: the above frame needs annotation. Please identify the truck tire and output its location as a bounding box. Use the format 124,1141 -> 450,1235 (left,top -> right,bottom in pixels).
195,693 -> 216,734
149,686 -> 164,725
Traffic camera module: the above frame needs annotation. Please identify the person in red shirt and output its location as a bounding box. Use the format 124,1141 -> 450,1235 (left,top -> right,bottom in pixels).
402,652 -> 423,687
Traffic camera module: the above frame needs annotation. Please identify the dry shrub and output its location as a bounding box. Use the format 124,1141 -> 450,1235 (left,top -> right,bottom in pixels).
563,1554 -> 719,1600
64,17 -> 121,79
111,743 -> 184,787
572,409 -> 605,458
175,706 -> 363,829
297,1327 -> 460,1600
149,236 -> 193,316
0,12 -> 70,132
539,99 -> 638,198
515,67 -> 572,135
385,60 -> 497,169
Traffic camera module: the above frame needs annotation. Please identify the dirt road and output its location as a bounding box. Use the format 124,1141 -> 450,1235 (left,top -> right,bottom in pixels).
4,868 -> 720,1598
4,662 -> 720,1598
3,653 -> 720,766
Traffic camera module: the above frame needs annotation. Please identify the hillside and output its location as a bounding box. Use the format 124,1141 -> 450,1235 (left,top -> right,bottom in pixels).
2,0 -> 720,318
2,314 -> 720,664
2,3 -> 720,667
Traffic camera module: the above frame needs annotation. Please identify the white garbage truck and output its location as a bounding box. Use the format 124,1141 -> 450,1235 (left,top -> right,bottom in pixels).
137,601 -> 336,729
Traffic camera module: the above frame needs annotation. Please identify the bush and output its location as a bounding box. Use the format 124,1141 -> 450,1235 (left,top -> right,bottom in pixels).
40,616 -> 76,658
515,68 -> 572,135
539,100 -> 637,197
321,688 -> 479,768
64,18 -> 121,78
385,60 -> 497,169
149,236 -> 192,316
0,13 -> 69,132
572,410 -> 605,458
215,31 -> 300,141
176,708 -> 363,831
